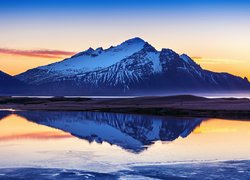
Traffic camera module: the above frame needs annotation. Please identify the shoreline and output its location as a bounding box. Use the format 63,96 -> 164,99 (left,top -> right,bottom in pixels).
0,95 -> 250,119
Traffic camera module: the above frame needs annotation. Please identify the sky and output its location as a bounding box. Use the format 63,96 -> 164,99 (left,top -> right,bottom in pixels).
0,0 -> 250,79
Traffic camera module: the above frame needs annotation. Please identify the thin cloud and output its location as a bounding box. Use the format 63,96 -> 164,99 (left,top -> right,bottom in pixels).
192,57 -> 239,64
0,48 -> 76,59
191,56 -> 203,60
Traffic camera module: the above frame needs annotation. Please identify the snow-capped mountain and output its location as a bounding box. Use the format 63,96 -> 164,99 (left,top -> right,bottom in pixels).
17,111 -> 202,153
15,37 -> 250,95
16,38 -> 147,85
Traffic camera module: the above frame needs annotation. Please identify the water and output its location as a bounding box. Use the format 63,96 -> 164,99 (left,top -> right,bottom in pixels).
10,92 -> 250,99
0,110 -> 250,179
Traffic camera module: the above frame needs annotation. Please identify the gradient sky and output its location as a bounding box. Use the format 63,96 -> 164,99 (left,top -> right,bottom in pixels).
0,0 -> 250,79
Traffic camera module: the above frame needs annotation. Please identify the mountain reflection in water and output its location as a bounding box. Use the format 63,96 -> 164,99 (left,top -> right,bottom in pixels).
16,111 -> 203,153
0,110 -> 11,120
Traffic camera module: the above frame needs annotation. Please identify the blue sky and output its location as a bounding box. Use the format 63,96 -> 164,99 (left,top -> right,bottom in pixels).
1,0 -> 250,24
0,0 -> 250,79
1,0 -> 250,14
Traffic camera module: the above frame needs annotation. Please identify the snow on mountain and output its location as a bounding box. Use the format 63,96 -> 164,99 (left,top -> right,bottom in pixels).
41,37 -> 146,72
15,37 -> 250,95
64,43 -> 160,91
50,46 -> 249,93
16,37 -> 147,85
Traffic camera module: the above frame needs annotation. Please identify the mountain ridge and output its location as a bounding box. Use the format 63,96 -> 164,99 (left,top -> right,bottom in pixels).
1,37 -> 250,95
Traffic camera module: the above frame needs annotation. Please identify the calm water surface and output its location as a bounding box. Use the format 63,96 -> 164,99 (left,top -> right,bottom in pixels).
0,111 -> 250,179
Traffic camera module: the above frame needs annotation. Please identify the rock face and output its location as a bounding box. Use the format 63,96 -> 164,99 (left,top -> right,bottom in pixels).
10,37 -> 250,95
18,111 -> 203,153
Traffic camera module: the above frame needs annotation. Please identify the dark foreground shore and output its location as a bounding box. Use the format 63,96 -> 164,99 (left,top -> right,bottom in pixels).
0,95 -> 250,119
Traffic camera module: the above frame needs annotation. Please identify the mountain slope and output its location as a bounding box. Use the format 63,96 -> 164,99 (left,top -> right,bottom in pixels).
0,71 -> 28,94
17,38 -> 146,85
15,37 -> 250,95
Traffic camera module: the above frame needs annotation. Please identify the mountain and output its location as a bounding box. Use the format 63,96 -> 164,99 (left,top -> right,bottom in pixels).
15,37 -> 250,95
0,70 -> 28,94
17,111 -> 202,153
16,38 -> 146,86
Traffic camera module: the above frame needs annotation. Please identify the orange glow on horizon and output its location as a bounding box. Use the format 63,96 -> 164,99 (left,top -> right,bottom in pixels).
193,119 -> 250,134
193,57 -> 250,80
0,54 -> 63,75
0,53 -> 249,79
0,114 -> 72,141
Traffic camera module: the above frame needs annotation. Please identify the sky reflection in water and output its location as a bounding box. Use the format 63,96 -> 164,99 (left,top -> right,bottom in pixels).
0,111 -> 250,173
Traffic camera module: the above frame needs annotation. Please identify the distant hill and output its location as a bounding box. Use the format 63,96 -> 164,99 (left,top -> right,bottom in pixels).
0,70 -> 29,95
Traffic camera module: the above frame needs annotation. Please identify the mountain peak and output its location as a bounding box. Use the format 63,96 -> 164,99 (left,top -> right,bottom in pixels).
161,48 -> 176,54
122,37 -> 145,45
180,54 -> 193,62
71,38 -> 145,59
70,47 -> 94,58
180,54 -> 200,67
160,48 -> 179,61
142,42 -> 157,52
95,47 -> 103,51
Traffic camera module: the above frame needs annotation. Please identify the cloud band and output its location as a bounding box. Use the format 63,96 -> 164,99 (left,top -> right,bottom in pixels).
0,48 -> 76,59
